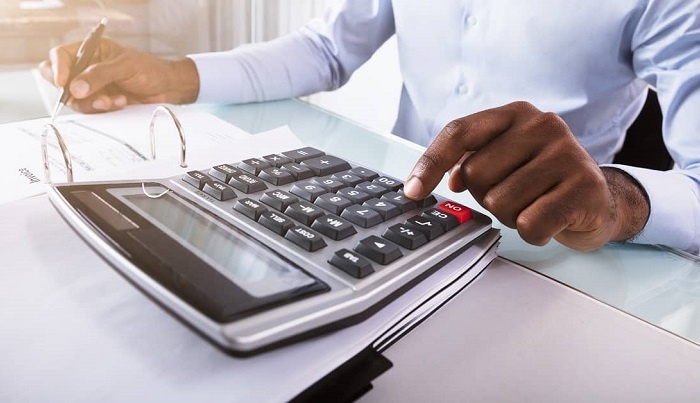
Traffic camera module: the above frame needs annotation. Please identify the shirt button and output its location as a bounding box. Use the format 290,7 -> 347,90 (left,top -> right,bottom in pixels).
458,84 -> 469,95
466,15 -> 478,26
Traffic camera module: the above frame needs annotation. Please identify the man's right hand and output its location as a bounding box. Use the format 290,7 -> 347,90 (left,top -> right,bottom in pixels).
38,38 -> 200,113
402,101 -> 650,252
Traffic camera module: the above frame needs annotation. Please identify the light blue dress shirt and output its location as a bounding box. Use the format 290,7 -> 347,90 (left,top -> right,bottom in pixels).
190,0 -> 700,254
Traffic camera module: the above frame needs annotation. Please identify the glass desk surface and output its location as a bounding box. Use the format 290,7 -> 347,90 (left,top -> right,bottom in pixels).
3,68 -> 700,347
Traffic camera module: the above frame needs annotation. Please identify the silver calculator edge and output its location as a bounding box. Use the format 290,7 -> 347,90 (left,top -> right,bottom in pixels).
48,176 -> 494,354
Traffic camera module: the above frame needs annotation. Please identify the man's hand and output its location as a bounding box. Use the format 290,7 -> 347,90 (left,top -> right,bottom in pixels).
38,38 -> 200,113
403,101 -> 650,251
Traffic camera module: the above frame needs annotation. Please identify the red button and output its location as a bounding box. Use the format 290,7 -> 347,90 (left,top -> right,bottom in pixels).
437,201 -> 472,224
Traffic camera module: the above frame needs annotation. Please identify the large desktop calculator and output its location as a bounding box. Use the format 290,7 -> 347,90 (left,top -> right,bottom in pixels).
48,146 -> 495,355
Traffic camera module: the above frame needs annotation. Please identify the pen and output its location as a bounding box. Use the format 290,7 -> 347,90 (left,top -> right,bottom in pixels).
49,17 -> 108,123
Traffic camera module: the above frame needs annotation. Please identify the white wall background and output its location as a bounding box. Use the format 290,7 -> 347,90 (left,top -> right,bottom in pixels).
304,37 -> 401,135
252,0 -> 402,135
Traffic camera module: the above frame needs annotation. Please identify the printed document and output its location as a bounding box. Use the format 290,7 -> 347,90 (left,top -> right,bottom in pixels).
0,105 -> 304,205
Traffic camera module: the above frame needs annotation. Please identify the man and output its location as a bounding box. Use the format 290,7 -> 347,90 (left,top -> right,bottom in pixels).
40,1 -> 700,254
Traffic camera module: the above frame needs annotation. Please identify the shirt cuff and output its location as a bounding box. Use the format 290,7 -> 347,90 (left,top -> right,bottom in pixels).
187,51 -> 245,104
604,164 -> 700,253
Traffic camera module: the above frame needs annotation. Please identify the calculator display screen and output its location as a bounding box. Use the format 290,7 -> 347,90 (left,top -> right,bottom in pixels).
123,192 -> 315,298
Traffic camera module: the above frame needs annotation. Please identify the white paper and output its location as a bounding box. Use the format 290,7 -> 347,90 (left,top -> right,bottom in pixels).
0,104 -> 305,205
0,194 -> 499,402
219,229 -> 500,403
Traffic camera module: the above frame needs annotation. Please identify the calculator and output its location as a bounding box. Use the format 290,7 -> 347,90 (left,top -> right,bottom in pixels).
48,146 -> 495,355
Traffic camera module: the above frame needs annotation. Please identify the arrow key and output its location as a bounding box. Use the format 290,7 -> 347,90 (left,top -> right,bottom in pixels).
354,235 -> 403,265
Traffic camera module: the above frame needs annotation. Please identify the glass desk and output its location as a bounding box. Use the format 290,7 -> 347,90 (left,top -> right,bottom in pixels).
3,67 -> 700,349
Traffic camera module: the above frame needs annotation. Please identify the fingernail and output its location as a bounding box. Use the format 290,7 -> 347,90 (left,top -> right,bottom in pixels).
114,96 -> 127,107
92,99 -> 107,111
403,176 -> 424,199
71,80 -> 89,97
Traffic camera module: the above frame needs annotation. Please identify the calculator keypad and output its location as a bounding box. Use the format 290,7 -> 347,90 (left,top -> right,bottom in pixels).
180,146 -> 474,280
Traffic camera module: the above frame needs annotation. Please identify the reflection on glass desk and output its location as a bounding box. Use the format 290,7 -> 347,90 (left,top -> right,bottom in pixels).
3,68 -> 700,348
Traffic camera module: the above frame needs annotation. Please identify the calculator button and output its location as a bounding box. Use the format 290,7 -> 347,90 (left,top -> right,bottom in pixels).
314,193 -> 353,215
234,198 -> 268,220
382,224 -> 428,250
437,201 -> 473,224
203,180 -> 237,201
417,194 -> 438,208
340,204 -> 383,228
363,198 -> 401,220
290,181 -> 326,202
349,167 -> 379,181
262,154 -> 292,167
182,171 -> 211,190
283,147 -> 325,163
329,249 -> 374,279
311,177 -> 346,192
372,176 -> 403,192
208,164 -> 243,182
238,158 -> 271,175
311,214 -> 357,240
301,155 -> 352,176
337,187 -> 372,204
331,172 -> 364,186
259,167 -> 295,186
281,163 -> 315,180
405,215 -> 445,240
285,201 -> 325,226
260,190 -> 299,211
355,181 -> 390,198
380,191 -> 417,213
422,208 -> 460,231
228,173 -> 268,194
285,225 -> 327,252
354,235 -> 403,265
258,211 -> 295,235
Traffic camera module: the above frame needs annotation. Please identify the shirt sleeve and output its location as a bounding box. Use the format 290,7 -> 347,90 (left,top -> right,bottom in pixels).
618,1 -> 700,254
187,0 -> 395,105
604,164 -> 700,254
